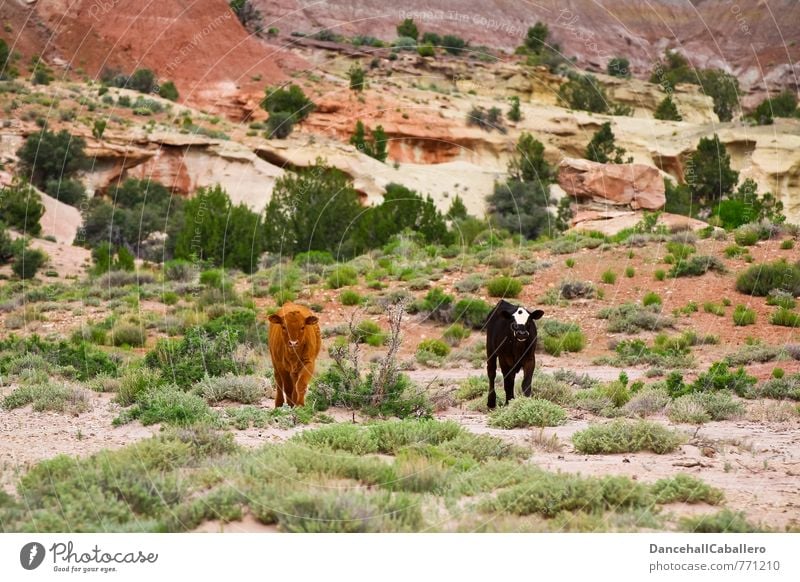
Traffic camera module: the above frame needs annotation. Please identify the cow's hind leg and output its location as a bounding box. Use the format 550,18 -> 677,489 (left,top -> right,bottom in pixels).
487,355 -> 498,409
502,366 -> 516,405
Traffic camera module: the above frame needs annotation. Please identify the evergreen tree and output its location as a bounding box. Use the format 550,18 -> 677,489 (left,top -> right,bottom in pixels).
688,134 -> 739,205
352,183 -> 453,250
585,122 -> 629,164
654,96 -> 682,121
607,57 -> 630,79
507,96 -> 522,122
348,64 -> 365,92
263,159 -> 363,256
174,185 -> 263,273
524,22 -> 549,54
507,132 -> 552,185
396,19 -> 419,41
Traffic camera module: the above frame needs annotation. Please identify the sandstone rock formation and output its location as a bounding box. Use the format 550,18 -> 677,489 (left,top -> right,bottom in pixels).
557,158 -> 666,210
570,210 -> 708,236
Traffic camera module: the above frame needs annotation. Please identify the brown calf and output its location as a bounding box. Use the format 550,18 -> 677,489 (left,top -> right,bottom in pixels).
268,303 -> 321,407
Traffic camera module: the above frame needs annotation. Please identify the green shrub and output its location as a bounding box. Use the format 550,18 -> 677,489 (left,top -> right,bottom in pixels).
572,419 -> 686,454
667,395 -> 710,424
486,276 -> 523,298
703,302 -> 725,316
766,289 -> 796,309
0,180 -> 45,236
351,320 -> 387,347
692,361 -> 756,396
642,291 -> 662,307
735,260 -> 800,296
453,298 -> 492,329
625,267 -> 635,278
669,255 -> 726,278
196,374 -> 264,404
16,129 -> 88,189
654,269 -> 666,281
327,265 -> 358,289
601,270 -> 616,284
732,304 -> 756,326
442,323 -> 470,346
680,510 -> 762,533
540,320 -> 586,356
416,339 -> 450,358
110,322 -> 146,347
339,289 -> 361,306
145,328 -> 251,388
0,335 -> 118,381
598,303 -> 673,333
116,385 -> 213,427
651,474 -> 723,505
12,243 -> 47,279
558,73 -> 609,113
770,308 -> 800,327
488,398 -> 567,429
2,383 -> 90,414
733,225 -> 761,246
116,366 -> 164,406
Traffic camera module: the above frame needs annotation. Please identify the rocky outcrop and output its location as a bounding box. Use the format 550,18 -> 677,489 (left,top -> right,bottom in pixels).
557,158 -> 666,210
571,210 -> 708,236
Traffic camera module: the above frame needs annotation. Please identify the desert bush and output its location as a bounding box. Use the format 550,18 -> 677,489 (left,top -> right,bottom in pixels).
735,260 -> 800,296
667,395 -> 710,424
340,289 -> 362,306
486,276 -> 523,298
488,398 -> 567,429
164,259 -> 197,282
327,265 -> 358,289
195,374 -> 265,404
110,322 -> 146,347
539,320 -> 585,356
351,320 -> 387,347
145,328 -> 252,388
12,243 -> 47,280
0,336 -> 118,381
651,474 -> 723,505
622,387 -> 670,417
572,419 -> 685,454
601,270 -> 616,284
2,382 -> 91,414
642,291 -> 662,307
116,366 -> 164,406
770,308 -> 800,327
453,298 -> 492,329
598,303 -> 673,333
679,510 -> 762,533
116,385 -> 213,427
669,255 -> 726,278
732,304 -> 756,326
745,374 -> 800,400
442,323 -> 470,346
766,289 -> 796,310
559,279 -> 595,300
416,339 -> 450,358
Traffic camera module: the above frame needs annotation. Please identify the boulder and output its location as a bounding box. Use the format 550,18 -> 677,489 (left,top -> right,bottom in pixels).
571,210 -> 709,236
557,158 -> 665,210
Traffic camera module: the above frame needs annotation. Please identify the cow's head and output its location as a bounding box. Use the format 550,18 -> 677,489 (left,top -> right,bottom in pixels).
501,306 -> 544,341
269,310 -> 318,349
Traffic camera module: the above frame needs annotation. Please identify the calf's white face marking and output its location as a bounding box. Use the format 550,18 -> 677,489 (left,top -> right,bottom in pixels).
512,307 -> 529,326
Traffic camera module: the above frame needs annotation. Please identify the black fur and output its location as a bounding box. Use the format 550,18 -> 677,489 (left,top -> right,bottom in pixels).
484,300 -> 544,409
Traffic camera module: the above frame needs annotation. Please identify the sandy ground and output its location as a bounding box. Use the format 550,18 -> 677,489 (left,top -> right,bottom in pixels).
0,391 -> 157,495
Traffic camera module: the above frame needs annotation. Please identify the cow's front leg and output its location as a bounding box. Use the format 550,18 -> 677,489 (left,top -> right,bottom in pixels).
521,356 -> 536,397
293,362 -> 315,407
280,370 -> 296,407
502,367 -> 516,405
487,356 -> 498,409
274,371 -> 285,408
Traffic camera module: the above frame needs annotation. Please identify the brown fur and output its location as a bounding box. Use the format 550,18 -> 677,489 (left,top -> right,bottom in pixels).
268,303 -> 321,407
